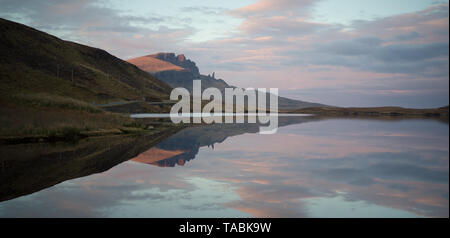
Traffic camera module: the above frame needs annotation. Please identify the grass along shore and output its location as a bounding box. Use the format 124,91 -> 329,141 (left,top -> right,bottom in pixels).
0,93 -> 180,144
2,91 -> 447,145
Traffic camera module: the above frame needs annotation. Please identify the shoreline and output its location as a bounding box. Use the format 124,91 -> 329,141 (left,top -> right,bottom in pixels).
283,106 -> 449,120
0,120 -> 185,145
2,103 -> 447,145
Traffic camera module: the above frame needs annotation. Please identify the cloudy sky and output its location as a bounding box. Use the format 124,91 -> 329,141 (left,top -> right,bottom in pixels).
0,0 -> 448,107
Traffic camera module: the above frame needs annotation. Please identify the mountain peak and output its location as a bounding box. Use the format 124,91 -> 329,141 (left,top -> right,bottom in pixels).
177,54 -> 186,62
147,52 -> 200,76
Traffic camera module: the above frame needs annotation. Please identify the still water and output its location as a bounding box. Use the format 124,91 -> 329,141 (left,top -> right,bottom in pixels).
0,117 -> 448,217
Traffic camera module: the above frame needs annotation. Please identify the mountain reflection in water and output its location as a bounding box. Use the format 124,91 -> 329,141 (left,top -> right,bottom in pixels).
0,116 -> 448,218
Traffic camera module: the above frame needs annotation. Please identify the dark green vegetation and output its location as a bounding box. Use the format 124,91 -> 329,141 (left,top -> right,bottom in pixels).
0,18 -> 173,140
288,106 -> 449,122
97,100 -> 173,114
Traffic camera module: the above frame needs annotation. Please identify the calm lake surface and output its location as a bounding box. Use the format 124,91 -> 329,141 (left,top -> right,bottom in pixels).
0,117 -> 448,217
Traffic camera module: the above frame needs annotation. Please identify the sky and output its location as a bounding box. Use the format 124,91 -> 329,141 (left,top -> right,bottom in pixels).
0,0 -> 448,107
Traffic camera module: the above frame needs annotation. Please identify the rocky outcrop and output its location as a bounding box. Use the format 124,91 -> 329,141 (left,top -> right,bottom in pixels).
149,53 -> 200,76
129,52 -> 230,92
128,52 -> 328,109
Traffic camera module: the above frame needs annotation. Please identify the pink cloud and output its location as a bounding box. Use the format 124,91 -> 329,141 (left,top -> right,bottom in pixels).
230,0 -> 318,17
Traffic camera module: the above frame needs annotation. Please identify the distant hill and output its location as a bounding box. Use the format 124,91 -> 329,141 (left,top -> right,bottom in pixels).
128,53 -> 230,92
290,106 -> 449,121
128,53 -> 327,109
149,53 -> 200,76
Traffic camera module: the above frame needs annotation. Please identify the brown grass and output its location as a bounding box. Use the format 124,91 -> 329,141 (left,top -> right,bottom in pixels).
0,100 -> 134,137
12,93 -> 103,113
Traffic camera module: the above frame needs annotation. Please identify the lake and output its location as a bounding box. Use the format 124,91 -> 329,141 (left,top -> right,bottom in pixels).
0,117 -> 448,217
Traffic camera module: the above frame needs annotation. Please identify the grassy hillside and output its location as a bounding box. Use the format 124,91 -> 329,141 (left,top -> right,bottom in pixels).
0,18 -> 171,103
0,18 -> 173,139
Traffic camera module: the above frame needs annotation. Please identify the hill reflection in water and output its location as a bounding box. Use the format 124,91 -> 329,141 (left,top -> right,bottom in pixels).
0,116 -> 448,218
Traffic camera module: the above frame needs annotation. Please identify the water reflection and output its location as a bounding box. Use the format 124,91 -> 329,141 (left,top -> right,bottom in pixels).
0,117 -> 448,217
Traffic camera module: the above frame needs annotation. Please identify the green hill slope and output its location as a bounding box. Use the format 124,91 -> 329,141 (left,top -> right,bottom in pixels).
0,18 -> 171,103
0,18 -> 172,138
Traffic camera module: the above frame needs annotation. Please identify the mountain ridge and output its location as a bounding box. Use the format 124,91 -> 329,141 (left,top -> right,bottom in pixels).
128,52 -> 327,109
128,53 -> 230,92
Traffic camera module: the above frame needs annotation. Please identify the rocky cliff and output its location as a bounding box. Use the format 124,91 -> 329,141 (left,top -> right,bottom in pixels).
127,53 -> 327,109
149,53 -> 200,76
128,53 -> 230,92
